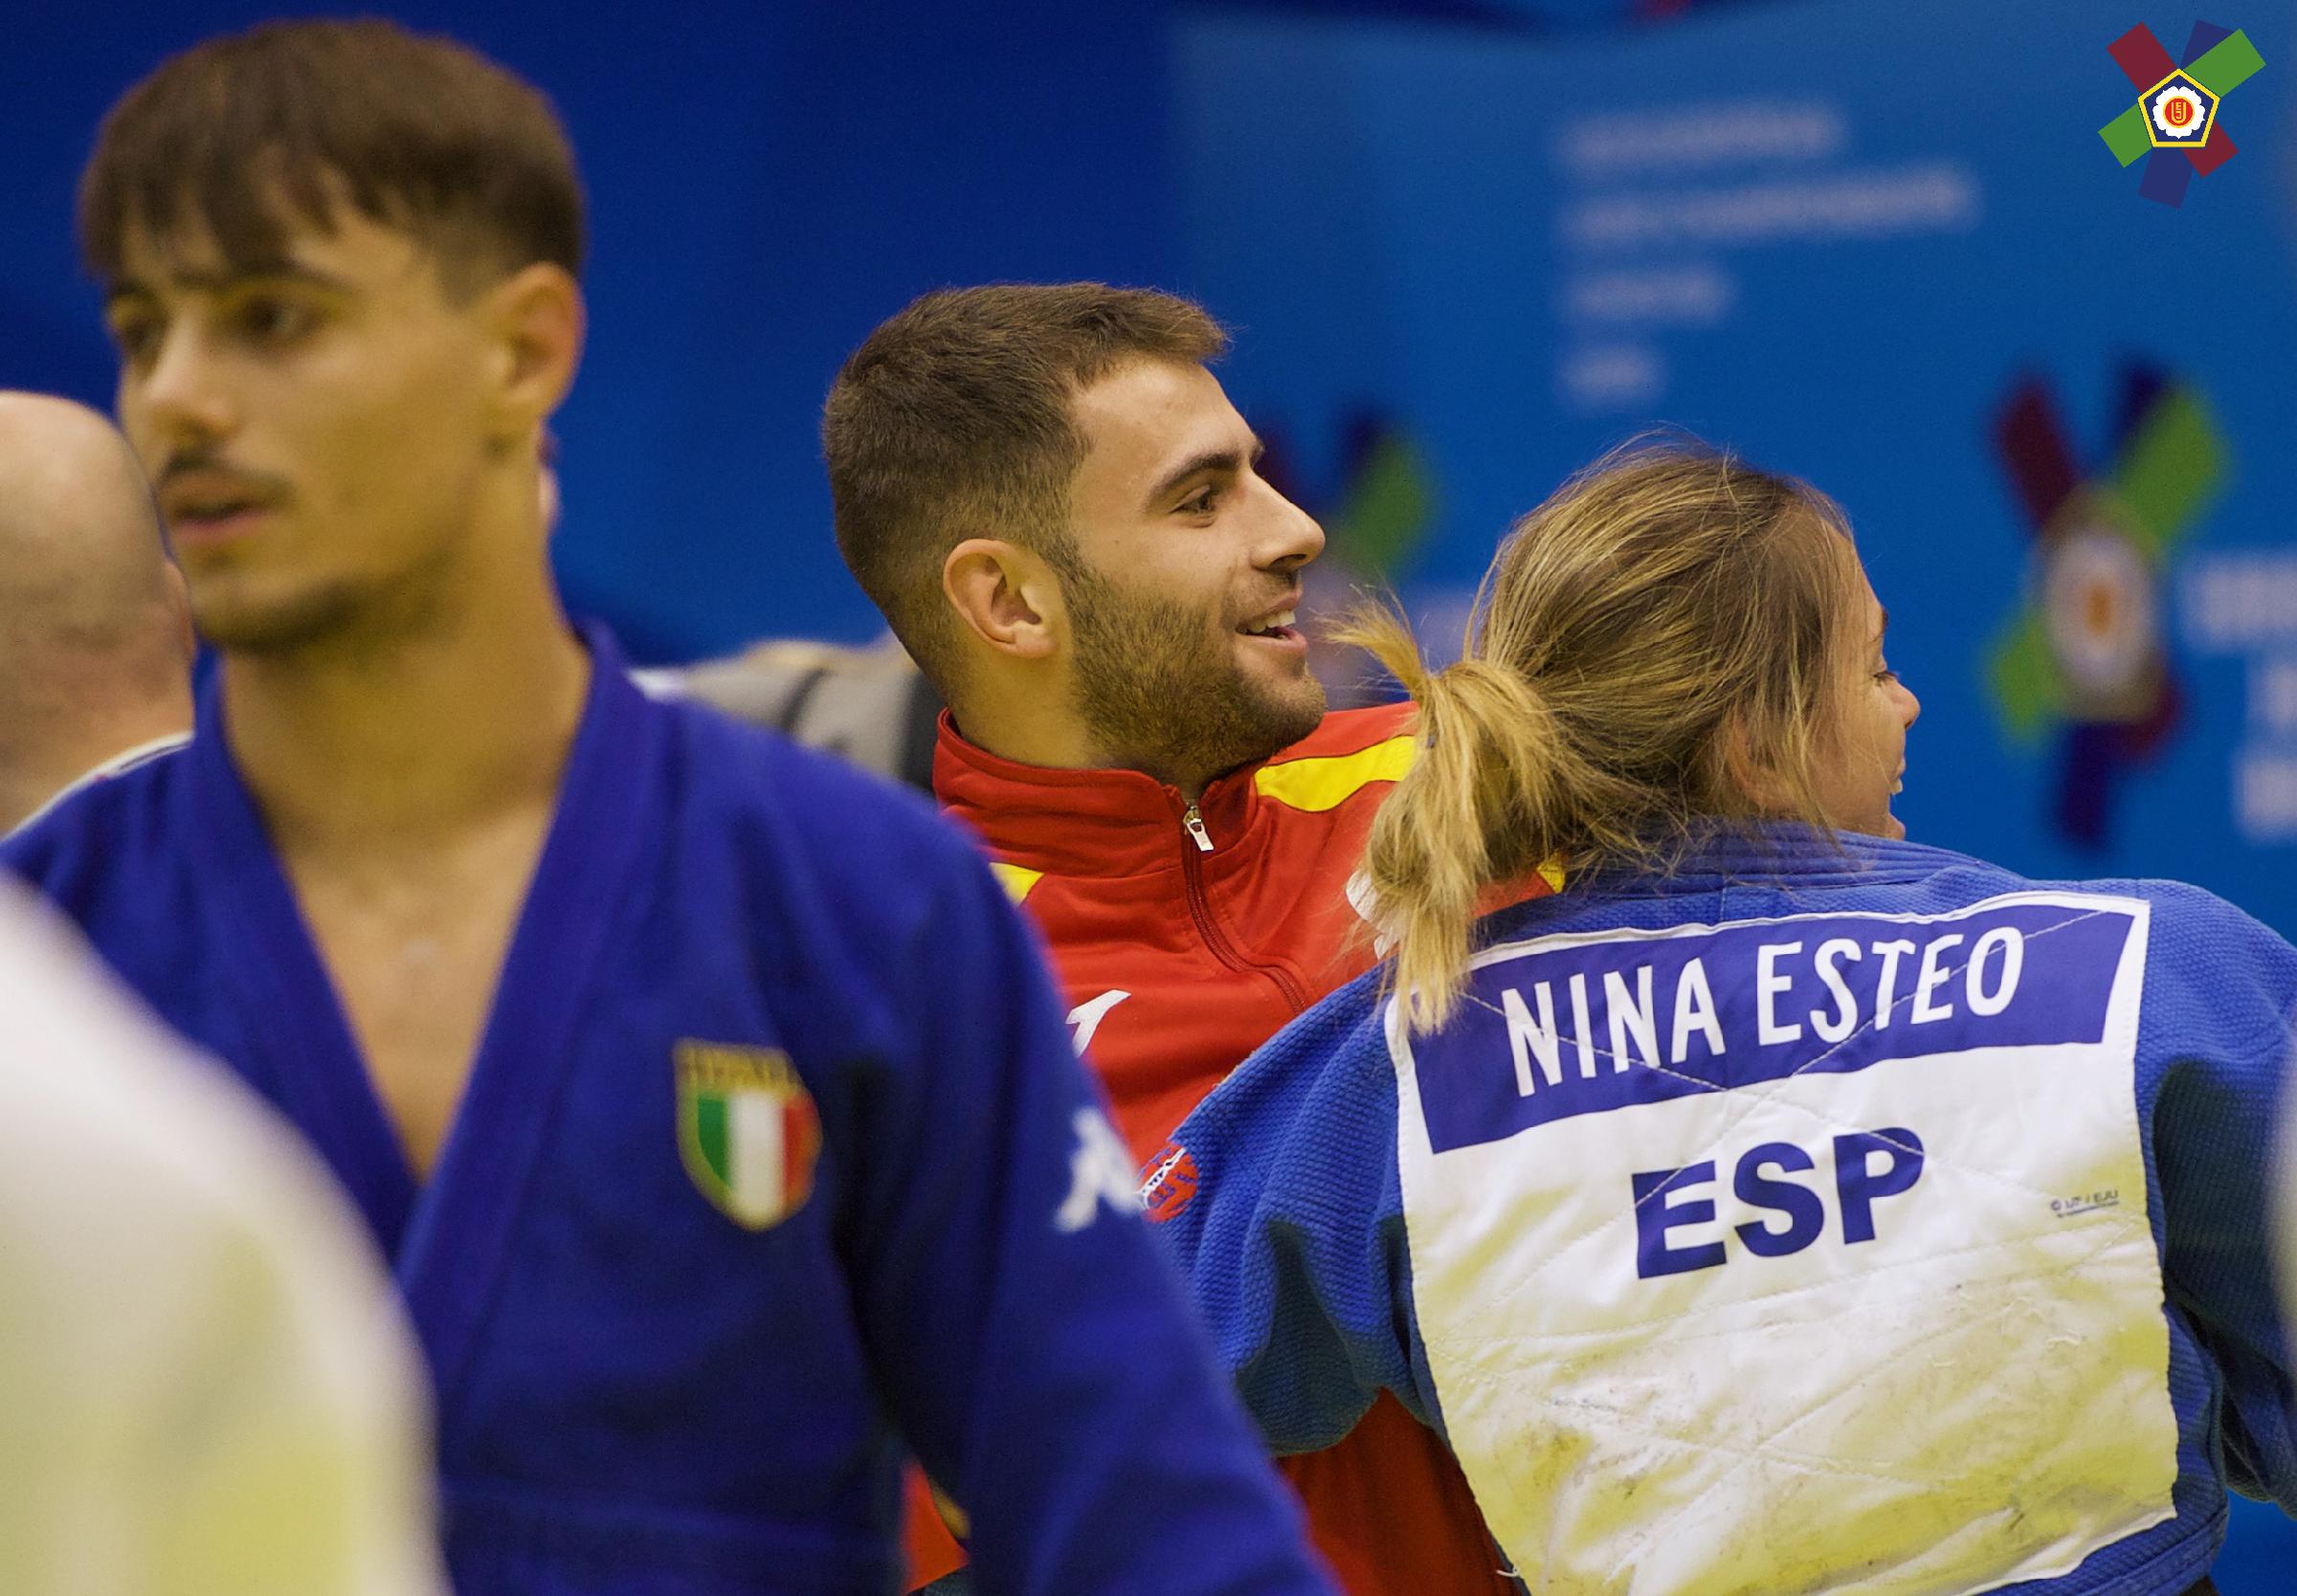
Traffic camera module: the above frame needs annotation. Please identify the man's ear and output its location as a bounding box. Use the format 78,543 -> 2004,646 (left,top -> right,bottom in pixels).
944,539 -> 1062,661
481,262 -> 585,435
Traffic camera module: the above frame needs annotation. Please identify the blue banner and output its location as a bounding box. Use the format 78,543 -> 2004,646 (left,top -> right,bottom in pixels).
1174,0 -> 2297,943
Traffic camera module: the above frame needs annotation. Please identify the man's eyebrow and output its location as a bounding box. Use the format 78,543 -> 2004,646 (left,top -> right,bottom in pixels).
1145,435 -> 1265,507
1876,607 -> 1891,643
103,262 -> 353,302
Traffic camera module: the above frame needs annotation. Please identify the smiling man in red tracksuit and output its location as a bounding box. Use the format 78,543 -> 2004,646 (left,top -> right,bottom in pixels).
827,283 -> 1536,1596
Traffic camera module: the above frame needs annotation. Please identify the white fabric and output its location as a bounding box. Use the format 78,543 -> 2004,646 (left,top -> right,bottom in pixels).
726,1085 -> 790,1228
0,881 -> 444,1596
1392,891 -> 2176,1596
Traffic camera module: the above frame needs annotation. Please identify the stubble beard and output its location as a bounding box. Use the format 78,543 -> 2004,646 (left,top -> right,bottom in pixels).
187,535 -> 458,664
190,575 -> 370,657
1063,561 -> 1327,790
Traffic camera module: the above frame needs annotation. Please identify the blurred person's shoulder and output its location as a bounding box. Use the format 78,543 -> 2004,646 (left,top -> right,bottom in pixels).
637,636 -> 938,793
0,880 -> 440,1596
2,732 -> 192,904
6,732 -> 190,842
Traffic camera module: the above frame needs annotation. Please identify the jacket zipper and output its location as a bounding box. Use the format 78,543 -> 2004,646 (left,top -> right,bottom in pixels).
1176,800 -> 1309,1012
1181,803 -> 1215,852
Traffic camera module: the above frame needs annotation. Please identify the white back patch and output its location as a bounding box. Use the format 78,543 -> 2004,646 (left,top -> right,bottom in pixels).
1392,891 -> 2174,1594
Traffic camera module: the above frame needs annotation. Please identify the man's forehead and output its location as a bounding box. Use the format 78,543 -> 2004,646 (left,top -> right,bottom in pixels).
1072,359 -> 1250,458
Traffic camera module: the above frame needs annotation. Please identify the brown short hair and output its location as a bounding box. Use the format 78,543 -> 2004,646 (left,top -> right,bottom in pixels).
79,18 -> 584,294
1338,437 -> 1868,1028
823,283 -> 1228,689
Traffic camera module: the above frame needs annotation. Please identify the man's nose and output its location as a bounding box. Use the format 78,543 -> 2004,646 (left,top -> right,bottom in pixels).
1258,482 -> 1326,574
129,326 -> 237,454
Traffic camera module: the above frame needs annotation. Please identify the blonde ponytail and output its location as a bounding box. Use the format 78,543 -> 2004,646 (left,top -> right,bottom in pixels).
1333,604 -> 1607,1030
1333,438 -> 1867,1031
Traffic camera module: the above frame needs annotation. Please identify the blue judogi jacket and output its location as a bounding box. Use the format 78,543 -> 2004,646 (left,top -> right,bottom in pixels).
1154,831 -> 2297,1596
3,631 -> 1329,1596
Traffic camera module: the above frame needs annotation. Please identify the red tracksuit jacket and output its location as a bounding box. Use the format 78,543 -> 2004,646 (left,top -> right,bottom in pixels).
916,701 -> 1521,1596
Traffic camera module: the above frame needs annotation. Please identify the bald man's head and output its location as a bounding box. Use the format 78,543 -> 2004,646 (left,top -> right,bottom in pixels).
0,392 -> 192,831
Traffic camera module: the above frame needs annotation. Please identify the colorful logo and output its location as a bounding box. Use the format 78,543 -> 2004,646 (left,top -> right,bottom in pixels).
2098,23 -> 2263,206
675,1040 -> 821,1230
1139,1139 -> 1201,1224
1987,366 -> 2226,847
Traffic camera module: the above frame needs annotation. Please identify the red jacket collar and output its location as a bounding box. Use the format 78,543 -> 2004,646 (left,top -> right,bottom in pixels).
933,712 -> 1266,879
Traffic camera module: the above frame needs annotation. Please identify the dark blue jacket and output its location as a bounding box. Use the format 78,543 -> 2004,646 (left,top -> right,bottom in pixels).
6,632 -> 1330,1596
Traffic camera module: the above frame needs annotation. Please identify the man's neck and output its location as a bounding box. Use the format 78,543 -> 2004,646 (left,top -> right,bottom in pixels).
948,709 -> 1216,802
948,673 -> 1231,800
222,574 -> 591,855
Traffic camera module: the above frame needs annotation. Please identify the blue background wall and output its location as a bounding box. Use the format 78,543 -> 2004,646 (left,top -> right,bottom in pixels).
4,1 -> 2293,1582
0,0 -> 1193,661
1174,0 -> 2297,941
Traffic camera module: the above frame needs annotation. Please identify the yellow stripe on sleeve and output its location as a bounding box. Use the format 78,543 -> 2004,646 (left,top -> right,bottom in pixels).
1253,734 -> 1417,812
988,860 -> 1045,904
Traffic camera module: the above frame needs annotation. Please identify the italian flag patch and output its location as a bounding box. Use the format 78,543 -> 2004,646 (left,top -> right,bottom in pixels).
675,1041 -> 820,1230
